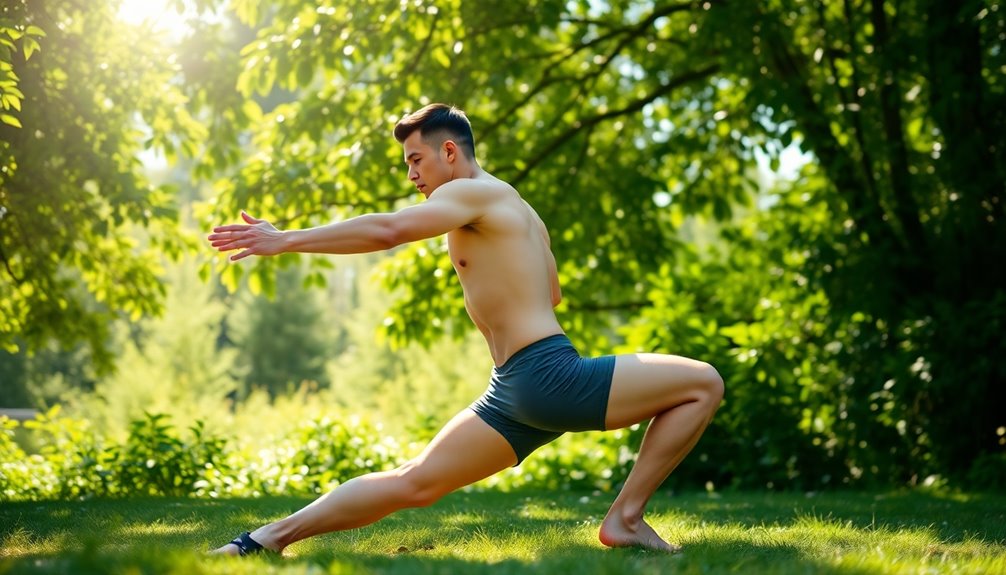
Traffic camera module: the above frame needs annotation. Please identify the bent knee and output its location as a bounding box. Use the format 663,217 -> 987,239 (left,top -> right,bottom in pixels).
697,362 -> 725,405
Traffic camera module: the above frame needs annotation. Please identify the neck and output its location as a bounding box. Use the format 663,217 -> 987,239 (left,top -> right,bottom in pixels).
454,160 -> 482,180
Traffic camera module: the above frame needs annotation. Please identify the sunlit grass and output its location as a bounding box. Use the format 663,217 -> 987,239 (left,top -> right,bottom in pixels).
1,490 -> 1004,574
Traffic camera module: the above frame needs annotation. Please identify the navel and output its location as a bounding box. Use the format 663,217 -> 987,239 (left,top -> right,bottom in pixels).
459,259 -> 467,267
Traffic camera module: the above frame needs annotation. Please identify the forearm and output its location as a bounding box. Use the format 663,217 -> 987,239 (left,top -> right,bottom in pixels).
282,213 -> 399,254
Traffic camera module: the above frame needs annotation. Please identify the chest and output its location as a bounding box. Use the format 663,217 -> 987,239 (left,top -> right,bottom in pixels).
447,227 -> 479,271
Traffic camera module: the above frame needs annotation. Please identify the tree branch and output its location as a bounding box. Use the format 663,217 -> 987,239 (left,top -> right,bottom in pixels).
479,2 -> 699,142
0,240 -> 23,284
511,63 -> 720,186
761,14 -> 891,249
399,8 -> 440,78
869,0 -> 926,252
825,0 -> 881,207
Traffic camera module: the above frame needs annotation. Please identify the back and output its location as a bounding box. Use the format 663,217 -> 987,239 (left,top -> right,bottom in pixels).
444,176 -> 563,365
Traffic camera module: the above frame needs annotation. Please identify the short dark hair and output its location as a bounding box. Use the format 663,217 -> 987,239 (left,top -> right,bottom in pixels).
393,103 -> 476,160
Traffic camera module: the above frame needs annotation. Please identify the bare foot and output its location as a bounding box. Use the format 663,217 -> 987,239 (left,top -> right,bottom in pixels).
208,543 -> 242,556
598,514 -> 682,553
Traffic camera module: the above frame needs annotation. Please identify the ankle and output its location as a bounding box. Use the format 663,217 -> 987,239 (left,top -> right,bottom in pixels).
605,503 -> 644,529
250,524 -> 288,552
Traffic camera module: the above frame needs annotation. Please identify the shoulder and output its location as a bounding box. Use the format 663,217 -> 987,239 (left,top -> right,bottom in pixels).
428,177 -> 512,206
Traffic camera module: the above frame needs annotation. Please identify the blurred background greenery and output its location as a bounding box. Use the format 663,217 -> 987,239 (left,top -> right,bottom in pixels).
1,0 -> 1004,499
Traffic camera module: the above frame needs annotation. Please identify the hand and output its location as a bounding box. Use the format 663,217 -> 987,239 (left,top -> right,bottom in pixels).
208,211 -> 285,262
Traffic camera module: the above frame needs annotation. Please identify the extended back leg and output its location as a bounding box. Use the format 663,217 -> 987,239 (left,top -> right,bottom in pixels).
211,409 -> 517,555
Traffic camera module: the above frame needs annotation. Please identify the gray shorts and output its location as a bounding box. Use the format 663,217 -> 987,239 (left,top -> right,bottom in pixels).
469,334 -> 616,465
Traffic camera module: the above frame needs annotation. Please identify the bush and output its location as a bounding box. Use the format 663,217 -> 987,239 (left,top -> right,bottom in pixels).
117,413 -> 230,497
21,406 -> 115,499
483,428 -> 641,492
966,452 -> 1006,491
2,403 -> 789,501
0,408 -> 407,501
0,416 -> 42,499
213,415 -> 402,497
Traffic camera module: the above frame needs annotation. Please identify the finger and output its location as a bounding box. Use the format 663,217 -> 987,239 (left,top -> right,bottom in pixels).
215,235 -> 254,250
209,233 -> 247,248
212,224 -> 252,233
231,249 -> 255,262
208,231 -> 247,241
241,211 -> 264,224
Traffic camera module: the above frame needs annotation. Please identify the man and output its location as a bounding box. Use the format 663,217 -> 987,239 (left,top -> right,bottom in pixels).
207,103 -> 723,555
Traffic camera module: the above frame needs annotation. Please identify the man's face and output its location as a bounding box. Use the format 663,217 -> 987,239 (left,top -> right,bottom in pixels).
402,130 -> 455,197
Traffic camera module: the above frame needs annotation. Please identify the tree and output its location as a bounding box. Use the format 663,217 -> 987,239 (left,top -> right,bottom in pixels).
714,0 -> 1006,479
0,1 -> 203,370
194,0 -> 1004,483
228,264 -> 333,398
72,257 -> 238,437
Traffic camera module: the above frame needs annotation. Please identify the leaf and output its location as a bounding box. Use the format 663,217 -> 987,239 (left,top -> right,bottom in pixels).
3,94 -> 21,111
431,47 -> 451,69
296,58 -> 313,88
1,113 -> 21,128
23,37 -> 39,60
248,267 -> 262,295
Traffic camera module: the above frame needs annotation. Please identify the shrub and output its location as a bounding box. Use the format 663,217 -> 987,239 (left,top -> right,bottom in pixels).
21,406 -> 116,499
212,414 -> 402,497
117,414 -> 230,497
1,408 -> 407,501
484,428 -> 640,492
966,452 -> 1006,491
1,405 -> 735,501
0,416 -> 39,500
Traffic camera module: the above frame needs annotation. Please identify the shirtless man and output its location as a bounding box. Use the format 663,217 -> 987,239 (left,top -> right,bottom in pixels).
207,103 -> 723,555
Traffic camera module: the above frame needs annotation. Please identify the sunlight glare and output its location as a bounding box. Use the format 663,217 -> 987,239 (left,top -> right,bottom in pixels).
118,0 -> 190,36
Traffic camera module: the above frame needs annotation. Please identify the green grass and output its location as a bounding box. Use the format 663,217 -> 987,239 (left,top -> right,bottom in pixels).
1,489 -> 1004,574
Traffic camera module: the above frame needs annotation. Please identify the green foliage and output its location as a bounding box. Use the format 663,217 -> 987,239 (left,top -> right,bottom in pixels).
1,407 -> 403,501
0,1 -> 201,368
486,428 -> 642,493
966,452 -> 1006,492
0,416 -> 34,499
118,414 -> 229,497
0,3 -> 44,129
187,0 -> 1005,485
4,0 -> 1003,493
20,406 -> 116,499
228,264 -> 333,398
0,341 -> 98,408
709,1 -> 1006,479
67,257 -> 237,438
264,415 -> 401,495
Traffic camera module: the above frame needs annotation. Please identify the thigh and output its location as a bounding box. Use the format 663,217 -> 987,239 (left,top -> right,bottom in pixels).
409,409 -> 518,492
604,353 -> 720,430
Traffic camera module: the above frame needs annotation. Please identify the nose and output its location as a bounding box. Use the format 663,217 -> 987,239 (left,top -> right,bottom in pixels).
408,165 -> 419,181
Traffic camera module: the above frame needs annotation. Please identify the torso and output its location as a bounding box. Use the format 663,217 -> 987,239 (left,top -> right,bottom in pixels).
446,176 -> 563,366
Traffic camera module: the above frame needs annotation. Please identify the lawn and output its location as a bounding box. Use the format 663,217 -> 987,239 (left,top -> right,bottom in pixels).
1,489 -> 1004,574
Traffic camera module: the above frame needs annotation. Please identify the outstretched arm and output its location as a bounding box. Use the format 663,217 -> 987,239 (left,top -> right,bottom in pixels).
208,180 -> 494,261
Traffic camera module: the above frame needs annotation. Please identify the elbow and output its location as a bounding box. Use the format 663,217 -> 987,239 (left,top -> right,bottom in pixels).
378,229 -> 402,250
376,216 -> 407,250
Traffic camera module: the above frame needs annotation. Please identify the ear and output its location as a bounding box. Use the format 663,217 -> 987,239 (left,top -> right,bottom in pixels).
442,140 -> 458,163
